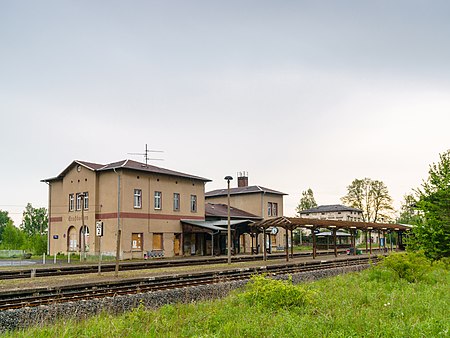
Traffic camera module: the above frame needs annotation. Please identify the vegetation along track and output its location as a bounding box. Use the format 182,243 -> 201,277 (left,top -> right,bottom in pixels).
0,256 -> 378,311
0,250 -> 349,280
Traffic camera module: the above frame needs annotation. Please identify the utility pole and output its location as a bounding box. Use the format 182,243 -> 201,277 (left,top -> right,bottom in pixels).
114,169 -> 121,277
80,193 -> 86,261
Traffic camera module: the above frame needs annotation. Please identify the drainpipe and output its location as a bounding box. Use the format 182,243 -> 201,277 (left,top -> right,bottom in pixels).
211,229 -> 220,257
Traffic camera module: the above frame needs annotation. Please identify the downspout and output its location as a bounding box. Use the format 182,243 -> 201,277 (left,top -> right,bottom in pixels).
211,229 -> 220,257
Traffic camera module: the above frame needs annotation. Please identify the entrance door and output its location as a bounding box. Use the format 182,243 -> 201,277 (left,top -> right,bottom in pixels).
174,234 -> 181,256
68,226 -> 77,252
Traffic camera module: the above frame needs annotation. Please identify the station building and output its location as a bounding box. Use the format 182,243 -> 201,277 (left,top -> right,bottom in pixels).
42,159 -> 210,259
205,173 -> 287,253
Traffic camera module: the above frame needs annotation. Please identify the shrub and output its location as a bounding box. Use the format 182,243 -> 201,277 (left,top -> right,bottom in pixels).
237,274 -> 315,310
380,251 -> 432,283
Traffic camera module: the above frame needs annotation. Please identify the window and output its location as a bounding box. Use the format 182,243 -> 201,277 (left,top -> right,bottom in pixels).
132,233 -> 143,250
173,193 -> 180,211
267,202 -> 272,216
153,233 -> 163,250
83,192 -> 89,210
69,194 -> 74,211
190,195 -> 197,212
76,193 -> 82,211
270,234 -> 277,245
134,189 -> 142,208
272,203 -> 278,216
154,191 -> 162,210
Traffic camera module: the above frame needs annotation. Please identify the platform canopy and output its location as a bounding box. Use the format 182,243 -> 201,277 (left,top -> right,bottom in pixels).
251,216 -> 412,232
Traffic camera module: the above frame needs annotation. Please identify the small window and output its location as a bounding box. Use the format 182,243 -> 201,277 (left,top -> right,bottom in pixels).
69,194 -> 74,212
134,189 -> 142,208
267,202 -> 272,216
76,193 -> 82,211
132,233 -> 143,250
153,233 -> 163,250
83,192 -> 89,210
154,191 -> 162,210
190,195 -> 197,212
272,203 -> 278,216
173,193 -> 180,211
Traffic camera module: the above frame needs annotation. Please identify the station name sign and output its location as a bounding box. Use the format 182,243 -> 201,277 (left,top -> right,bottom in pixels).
68,215 -> 88,222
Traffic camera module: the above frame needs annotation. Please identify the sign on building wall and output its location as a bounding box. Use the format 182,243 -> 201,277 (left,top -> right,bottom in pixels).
95,221 -> 103,237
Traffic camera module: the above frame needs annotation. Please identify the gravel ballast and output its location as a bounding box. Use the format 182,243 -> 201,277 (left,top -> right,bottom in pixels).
0,264 -> 369,333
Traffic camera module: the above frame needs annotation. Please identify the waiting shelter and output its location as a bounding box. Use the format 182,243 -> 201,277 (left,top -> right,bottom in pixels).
250,217 -> 412,261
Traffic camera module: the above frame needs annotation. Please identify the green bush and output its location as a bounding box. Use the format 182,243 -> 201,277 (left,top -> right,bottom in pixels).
237,274 -> 315,310
380,251 -> 432,283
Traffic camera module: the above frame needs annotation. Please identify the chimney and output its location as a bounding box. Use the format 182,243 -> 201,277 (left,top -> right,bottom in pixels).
237,171 -> 248,187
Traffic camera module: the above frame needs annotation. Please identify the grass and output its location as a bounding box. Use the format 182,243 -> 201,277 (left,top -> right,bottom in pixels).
2,253 -> 449,338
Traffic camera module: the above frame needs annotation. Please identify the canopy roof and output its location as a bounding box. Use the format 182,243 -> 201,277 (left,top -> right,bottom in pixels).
181,219 -> 249,232
251,216 -> 412,232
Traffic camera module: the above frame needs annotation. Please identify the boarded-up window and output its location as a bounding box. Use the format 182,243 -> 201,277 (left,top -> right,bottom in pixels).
153,233 -> 163,250
132,233 -> 143,250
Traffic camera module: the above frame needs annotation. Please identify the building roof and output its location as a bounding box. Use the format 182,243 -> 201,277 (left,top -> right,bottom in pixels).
205,185 -> 286,198
300,204 -> 362,214
42,159 -> 211,182
205,203 -> 262,220
180,219 -> 248,232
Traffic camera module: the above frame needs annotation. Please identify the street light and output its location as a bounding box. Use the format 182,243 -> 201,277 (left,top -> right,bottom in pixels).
224,176 -> 233,265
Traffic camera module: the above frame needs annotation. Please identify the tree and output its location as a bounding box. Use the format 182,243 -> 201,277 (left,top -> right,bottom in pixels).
1,221 -> 26,250
0,210 -> 13,241
341,178 -> 394,222
397,193 -> 422,225
296,188 -> 318,215
410,150 -> 450,260
20,203 -> 48,237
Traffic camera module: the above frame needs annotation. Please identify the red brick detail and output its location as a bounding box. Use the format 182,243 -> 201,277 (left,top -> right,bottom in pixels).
95,212 -> 204,221
50,217 -> 63,223
95,213 -> 118,220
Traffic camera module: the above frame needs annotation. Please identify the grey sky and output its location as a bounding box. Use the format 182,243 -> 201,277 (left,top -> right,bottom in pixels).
1,1 -> 449,225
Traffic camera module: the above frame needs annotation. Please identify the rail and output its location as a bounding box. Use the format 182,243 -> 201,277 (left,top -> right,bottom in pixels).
0,256 -> 379,311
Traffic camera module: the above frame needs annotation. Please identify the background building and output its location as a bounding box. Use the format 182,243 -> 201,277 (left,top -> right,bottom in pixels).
299,204 -> 363,221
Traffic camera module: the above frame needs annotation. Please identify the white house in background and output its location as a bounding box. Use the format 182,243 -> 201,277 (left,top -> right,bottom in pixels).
299,204 -> 363,221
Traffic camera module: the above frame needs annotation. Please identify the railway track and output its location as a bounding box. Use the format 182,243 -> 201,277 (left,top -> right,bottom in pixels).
0,256 -> 378,311
0,249 -> 352,280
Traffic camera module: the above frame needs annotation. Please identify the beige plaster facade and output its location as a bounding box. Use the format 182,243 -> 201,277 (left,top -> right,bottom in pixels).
44,160 -> 209,259
205,185 -> 287,252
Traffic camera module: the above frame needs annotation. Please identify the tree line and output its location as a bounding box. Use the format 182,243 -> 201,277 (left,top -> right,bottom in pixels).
0,203 -> 48,255
296,149 -> 450,260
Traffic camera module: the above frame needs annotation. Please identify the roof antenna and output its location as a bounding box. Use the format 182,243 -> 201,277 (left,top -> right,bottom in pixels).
128,144 -> 164,166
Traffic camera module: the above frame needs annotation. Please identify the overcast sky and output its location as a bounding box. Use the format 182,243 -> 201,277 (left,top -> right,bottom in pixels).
1,1 -> 449,225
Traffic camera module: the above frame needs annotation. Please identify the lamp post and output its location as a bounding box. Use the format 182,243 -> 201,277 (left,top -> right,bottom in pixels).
224,176 -> 233,265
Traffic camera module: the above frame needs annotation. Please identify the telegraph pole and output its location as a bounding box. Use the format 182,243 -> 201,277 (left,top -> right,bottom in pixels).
80,193 -> 85,261
224,176 -> 233,265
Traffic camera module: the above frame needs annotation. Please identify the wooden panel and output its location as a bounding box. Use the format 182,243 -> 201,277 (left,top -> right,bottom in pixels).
174,234 -> 180,256
153,233 -> 163,250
